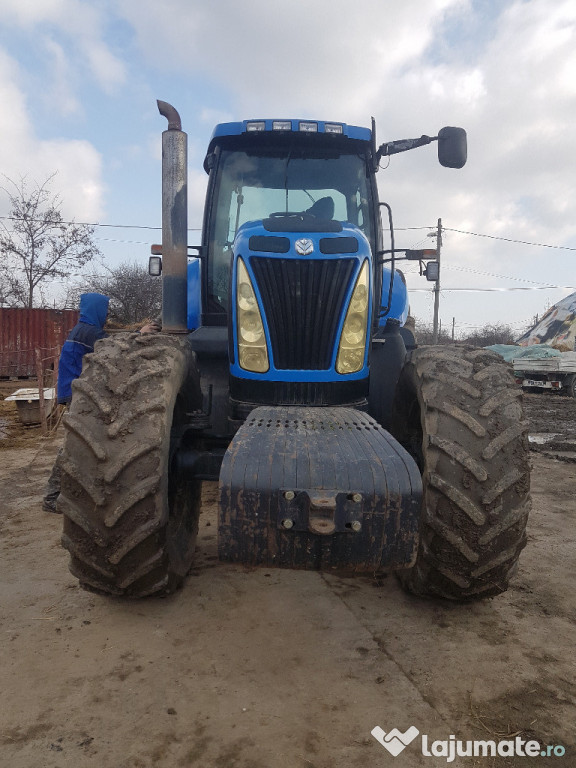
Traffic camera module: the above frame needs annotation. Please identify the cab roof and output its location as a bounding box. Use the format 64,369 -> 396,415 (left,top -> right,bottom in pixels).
204,119 -> 372,172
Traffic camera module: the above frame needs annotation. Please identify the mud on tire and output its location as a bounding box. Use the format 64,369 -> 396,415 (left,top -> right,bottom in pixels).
390,346 -> 531,601
59,333 -> 202,597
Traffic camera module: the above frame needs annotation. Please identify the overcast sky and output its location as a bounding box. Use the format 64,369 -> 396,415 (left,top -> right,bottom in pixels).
0,0 -> 575,335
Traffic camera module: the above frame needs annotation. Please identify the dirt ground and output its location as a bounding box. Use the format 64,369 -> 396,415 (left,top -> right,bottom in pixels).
0,382 -> 574,768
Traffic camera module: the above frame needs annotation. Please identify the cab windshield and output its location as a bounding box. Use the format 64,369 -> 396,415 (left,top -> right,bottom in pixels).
206,147 -> 374,312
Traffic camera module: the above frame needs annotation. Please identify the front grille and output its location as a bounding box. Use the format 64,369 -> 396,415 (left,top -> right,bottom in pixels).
230,379 -> 369,411
250,257 -> 356,370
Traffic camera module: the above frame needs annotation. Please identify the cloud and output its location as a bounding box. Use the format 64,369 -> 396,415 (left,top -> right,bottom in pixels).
376,0 -> 576,258
117,0 -> 460,119
0,0 -> 122,221
43,37 -> 81,116
83,39 -> 126,94
2,0 -> 575,327
0,47 -> 104,221
459,1 -> 576,247
115,0 -> 576,326
0,0 -> 67,25
34,138 -> 104,221
0,0 -> 127,93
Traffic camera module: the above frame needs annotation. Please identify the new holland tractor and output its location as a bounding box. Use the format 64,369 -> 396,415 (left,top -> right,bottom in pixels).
59,101 -> 531,600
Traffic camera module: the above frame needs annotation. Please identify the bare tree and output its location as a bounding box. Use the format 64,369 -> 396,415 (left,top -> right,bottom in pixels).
460,323 -> 517,347
0,175 -> 100,308
74,261 -> 162,325
414,321 -> 453,345
0,272 -> 13,307
414,320 -> 517,347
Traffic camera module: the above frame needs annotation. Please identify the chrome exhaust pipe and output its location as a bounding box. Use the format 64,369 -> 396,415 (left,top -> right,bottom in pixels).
158,100 -> 188,333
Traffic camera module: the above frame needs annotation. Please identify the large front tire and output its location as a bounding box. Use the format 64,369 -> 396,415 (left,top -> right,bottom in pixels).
60,333 -> 202,597
390,346 -> 531,600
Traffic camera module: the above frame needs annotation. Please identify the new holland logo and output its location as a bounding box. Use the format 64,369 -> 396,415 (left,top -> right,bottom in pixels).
371,726 -> 420,756
295,238 -> 314,255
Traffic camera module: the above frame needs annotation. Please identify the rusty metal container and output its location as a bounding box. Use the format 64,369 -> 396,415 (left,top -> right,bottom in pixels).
0,308 -> 78,377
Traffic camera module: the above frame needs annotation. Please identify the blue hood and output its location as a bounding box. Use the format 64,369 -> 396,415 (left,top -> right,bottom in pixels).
79,293 -> 109,328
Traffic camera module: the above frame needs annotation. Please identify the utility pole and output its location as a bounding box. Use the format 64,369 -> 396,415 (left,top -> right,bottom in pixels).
431,218 -> 442,344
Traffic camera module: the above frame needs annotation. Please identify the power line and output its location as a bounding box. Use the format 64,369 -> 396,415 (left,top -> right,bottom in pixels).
395,226 -> 436,231
95,237 -> 154,246
443,264 -> 557,286
0,214 -> 161,231
408,285 -> 576,293
444,227 -> 576,252
0,215 -> 202,232
2,214 -> 574,251
82,221 -> 165,231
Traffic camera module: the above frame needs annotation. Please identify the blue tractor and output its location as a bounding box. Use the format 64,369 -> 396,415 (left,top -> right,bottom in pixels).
59,102 -> 530,601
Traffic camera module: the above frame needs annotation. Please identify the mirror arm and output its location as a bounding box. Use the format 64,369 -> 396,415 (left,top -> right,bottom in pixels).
376,134 -> 437,163
377,250 -> 408,266
151,244 -> 205,259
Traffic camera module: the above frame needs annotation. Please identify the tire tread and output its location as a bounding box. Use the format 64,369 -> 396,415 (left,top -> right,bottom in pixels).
392,345 -> 531,600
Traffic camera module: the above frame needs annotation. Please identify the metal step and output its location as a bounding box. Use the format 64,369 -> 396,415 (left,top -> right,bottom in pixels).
218,406 -> 422,571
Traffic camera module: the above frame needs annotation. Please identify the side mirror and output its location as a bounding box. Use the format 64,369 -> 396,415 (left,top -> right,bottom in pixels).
424,261 -> 439,281
438,127 -> 467,169
149,255 -> 162,276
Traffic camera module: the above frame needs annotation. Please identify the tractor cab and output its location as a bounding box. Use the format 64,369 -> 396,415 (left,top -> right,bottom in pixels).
195,119 -> 414,420
201,120 -> 379,323
151,107 -> 466,431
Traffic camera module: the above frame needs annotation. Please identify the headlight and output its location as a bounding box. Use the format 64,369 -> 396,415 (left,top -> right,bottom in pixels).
236,258 -> 269,373
336,261 -> 369,374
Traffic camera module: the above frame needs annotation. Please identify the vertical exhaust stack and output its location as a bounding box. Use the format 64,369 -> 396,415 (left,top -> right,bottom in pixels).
158,100 -> 188,333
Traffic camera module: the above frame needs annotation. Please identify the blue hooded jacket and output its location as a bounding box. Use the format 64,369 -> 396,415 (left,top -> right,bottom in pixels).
57,293 -> 110,403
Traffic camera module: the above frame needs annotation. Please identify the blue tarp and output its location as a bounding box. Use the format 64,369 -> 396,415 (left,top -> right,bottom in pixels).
486,344 -> 562,363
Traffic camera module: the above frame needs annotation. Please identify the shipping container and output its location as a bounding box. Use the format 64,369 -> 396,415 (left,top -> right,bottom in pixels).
0,308 -> 79,378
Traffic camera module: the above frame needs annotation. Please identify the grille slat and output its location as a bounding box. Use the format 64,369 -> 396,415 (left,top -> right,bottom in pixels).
251,258 -> 356,370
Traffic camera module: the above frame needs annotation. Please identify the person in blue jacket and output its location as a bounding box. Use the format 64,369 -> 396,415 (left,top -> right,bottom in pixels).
43,293 -> 110,512
56,292 -> 110,405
